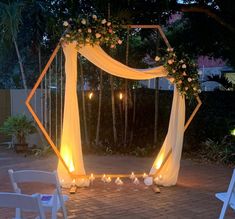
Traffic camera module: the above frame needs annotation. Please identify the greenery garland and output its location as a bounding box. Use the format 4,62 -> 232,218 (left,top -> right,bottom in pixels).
155,48 -> 201,99
61,14 -> 122,48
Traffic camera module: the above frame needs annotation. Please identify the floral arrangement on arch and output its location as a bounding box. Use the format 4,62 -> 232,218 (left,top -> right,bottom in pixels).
155,48 -> 201,99
61,14 -> 122,48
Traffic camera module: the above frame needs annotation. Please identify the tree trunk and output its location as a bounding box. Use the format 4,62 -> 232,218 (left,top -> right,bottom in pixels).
154,28 -> 160,145
95,69 -> 103,145
110,75 -> 117,144
129,88 -> 136,145
154,78 -> 159,144
124,79 -> 128,145
13,37 -> 27,90
79,57 -> 89,145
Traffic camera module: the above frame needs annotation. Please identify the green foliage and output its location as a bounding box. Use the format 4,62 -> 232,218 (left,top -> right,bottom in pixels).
205,75 -> 233,91
200,136 -> 235,164
0,115 -> 36,144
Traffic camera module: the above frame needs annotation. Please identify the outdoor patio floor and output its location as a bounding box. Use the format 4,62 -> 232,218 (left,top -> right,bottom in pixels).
0,147 -> 234,219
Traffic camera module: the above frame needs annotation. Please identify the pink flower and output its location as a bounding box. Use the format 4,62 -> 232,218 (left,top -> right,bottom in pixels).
108,29 -> 113,33
107,22 -> 111,26
168,59 -> 173,65
187,78 -> 192,82
185,87 -> 188,91
172,69 -> 176,73
182,72 -> 187,76
87,28 -> 92,33
178,80 -> 182,84
110,44 -> 115,48
182,64 -> 187,69
117,39 -> 122,45
95,33 -> 101,38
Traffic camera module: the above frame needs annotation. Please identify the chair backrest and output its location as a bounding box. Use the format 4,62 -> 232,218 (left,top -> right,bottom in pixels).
219,169 -> 235,219
0,192 -> 46,219
8,169 -> 58,185
8,169 -> 66,217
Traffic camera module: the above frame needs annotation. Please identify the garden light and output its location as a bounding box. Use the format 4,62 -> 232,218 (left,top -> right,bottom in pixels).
88,92 -> 93,100
231,128 -> 235,136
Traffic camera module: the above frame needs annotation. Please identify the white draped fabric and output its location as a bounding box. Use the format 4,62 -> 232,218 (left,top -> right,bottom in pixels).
57,42 -> 185,187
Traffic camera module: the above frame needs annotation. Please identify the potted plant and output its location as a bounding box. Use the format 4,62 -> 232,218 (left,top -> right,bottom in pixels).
0,115 -> 36,153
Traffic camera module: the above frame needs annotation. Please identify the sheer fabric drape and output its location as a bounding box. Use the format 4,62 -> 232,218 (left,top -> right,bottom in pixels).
58,42 -> 185,186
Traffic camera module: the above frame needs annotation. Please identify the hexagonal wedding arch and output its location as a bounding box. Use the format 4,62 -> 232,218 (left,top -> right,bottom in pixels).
26,25 -> 201,188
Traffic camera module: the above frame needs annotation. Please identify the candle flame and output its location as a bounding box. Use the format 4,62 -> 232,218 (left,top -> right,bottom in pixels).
89,92 -> 93,99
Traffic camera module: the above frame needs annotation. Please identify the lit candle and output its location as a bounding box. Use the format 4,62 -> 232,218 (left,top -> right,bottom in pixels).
130,172 -> 135,180
89,173 -> 95,182
133,177 -> 139,185
143,173 -> 148,179
106,177 -> 112,183
101,174 -> 107,182
72,179 -> 76,186
115,177 -> 123,185
154,176 -> 159,184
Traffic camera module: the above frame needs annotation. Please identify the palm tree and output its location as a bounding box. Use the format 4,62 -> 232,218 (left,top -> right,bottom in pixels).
205,75 -> 233,91
0,1 -> 27,90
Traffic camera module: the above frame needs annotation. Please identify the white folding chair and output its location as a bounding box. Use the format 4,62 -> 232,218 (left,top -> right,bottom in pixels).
8,169 -> 68,219
0,192 -> 46,219
215,169 -> 235,219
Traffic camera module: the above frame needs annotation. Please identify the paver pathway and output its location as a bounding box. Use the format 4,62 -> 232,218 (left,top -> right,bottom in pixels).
0,147 -> 234,218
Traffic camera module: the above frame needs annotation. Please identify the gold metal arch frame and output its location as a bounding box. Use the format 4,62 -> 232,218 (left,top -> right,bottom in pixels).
26,25 -> 202,179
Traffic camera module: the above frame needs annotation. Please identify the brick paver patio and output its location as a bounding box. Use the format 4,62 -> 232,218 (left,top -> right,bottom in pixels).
0,147 -> 234,218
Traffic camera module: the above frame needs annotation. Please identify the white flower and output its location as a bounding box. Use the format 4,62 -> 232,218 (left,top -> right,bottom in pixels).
81,19 -> 86,25
185,87 -> 189,91
87,28 -> 92,33
65,34 -> 70,37
167,48 -> 170,52
193,87 -> 197,91
78,29 -> 82,33
167,59 -> 173,65
155,56 -> 160,61
187,78 -> 192,82
117,39 -> 122,45
63,21 -> 69,27
92,14 -> 97,20
169,48 -> 174,52
182,64 -> 187,69
107,22 -> 111,26
101,19 -> 107,24
95,33 -> 101,38
198,89 -> 202,93
172,69 -> 176,73
179,60 -> 184,63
